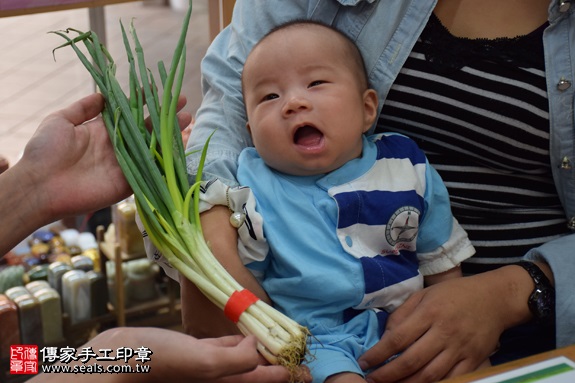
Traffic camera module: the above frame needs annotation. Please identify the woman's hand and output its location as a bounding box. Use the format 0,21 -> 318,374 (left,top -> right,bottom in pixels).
17,93 -> 192,222
18,93 -> 130,220
357,269 -> 526,382
29,328 -> 311,383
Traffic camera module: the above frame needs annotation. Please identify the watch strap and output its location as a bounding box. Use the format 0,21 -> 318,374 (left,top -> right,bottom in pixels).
515,261 -> 555,324
516,261 -> 552,288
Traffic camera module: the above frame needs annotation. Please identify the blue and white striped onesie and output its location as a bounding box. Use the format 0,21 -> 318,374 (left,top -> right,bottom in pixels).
233,133 -> 474,382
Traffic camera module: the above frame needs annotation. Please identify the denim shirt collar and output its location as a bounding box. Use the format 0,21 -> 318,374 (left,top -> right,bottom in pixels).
336,0 -> 376,5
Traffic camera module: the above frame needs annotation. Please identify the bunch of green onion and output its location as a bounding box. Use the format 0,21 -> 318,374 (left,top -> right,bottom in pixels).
50,0 -> 309,376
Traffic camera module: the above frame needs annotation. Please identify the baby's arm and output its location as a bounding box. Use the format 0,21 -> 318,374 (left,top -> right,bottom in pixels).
181,205 -> 270,338
140,181 -> 270,338
182,181 -> 271,338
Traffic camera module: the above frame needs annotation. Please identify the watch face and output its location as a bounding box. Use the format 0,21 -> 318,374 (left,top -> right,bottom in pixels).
531,287 -> 555,321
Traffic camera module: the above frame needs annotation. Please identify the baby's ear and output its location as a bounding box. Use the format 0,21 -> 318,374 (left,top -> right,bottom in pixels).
246,121 -> 252,134
363,88 -> 378,132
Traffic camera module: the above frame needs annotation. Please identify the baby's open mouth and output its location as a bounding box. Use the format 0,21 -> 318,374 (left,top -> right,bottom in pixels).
294,125 -> 324,147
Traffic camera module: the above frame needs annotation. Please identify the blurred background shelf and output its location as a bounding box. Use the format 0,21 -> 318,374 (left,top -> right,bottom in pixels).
97,225 -> 180,328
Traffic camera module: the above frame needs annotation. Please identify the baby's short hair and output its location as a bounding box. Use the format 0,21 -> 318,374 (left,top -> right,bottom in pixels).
250,19 -> 370,89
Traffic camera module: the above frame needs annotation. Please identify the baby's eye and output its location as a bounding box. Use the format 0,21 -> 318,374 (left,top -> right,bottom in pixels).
262,93 -> 279,102
308,80 -> 325,88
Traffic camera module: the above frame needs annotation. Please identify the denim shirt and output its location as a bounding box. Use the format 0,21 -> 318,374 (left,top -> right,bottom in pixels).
187,0 -> 575,346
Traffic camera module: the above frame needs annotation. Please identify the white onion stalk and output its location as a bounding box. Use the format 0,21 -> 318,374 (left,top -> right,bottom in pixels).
50,0 -> 309,378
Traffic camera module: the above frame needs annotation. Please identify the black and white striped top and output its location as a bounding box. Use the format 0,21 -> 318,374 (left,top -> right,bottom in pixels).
377,13 -> 570,274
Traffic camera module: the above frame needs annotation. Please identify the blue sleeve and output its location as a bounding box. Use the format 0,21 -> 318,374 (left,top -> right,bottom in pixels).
416,161 -> 455,253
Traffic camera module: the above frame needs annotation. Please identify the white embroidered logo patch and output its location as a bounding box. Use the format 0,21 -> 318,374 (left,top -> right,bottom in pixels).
384,206 -> 420,254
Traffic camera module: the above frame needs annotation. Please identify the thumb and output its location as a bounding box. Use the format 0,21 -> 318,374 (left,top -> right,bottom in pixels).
358,293 -> 423,370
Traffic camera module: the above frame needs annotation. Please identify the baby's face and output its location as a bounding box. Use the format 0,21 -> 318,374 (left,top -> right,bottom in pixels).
242,24 -> 377,176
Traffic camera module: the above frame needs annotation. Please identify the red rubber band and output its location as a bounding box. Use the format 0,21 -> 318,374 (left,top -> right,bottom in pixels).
224,289 -> 259,323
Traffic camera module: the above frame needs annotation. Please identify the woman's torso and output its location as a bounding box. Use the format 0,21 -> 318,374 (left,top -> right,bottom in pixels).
375,0 -> 571,273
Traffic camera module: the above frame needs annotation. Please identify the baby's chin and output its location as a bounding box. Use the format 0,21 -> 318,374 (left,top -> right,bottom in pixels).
270,161 -> 340,177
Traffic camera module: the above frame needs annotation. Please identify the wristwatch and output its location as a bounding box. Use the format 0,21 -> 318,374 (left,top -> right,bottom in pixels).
514,261 -> 555,325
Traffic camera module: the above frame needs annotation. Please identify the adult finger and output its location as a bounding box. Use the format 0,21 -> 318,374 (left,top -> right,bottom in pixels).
204,336 -> 262,377
399,350 -> 462,383
201,335 -> 271,364
204,336 -> 311,383
178,112 -> 193,134
365,332 -> 443,383
181,117 -> 194,144
440,358 -> 477,381
219,364 -> 311,383
50,93 -> 105,126
359,292 -> 430,370
217,366 -> 289,383
202,335 -> 247,347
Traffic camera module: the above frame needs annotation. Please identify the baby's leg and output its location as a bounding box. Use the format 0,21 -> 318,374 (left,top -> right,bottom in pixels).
325,372 -> 367,383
